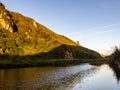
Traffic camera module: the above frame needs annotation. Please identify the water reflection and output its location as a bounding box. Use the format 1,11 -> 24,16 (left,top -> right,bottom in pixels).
38,66 -> 97,90
109,64 -> 120,83
0,64 -> 97,90
0,67 -> 57,89
0,64 -> 120,90
73,64 -> 120,90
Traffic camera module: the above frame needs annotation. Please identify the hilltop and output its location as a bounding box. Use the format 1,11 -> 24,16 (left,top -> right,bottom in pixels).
0,2 -> 101,60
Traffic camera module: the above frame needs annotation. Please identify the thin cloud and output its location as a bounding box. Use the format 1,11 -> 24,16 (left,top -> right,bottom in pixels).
66,23 -> 120,40
72,29 -> 116,40
100,1 -> 120,9
67,23 -> 120,36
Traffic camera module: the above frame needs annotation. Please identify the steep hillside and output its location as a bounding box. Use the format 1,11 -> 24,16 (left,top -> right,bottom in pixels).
0,2 -> 101,59
0,2 -> 77,55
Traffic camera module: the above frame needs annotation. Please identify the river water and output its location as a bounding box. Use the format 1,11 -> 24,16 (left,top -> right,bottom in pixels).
0,64 -> 120,90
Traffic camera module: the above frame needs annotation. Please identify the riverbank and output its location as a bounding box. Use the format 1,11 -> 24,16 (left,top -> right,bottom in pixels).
0,58 -> 106,69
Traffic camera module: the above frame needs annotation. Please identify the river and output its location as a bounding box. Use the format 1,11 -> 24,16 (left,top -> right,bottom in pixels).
0,64 -> 120,90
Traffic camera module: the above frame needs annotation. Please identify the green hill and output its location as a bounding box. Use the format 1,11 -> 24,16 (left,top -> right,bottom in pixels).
0,2 -> 101,59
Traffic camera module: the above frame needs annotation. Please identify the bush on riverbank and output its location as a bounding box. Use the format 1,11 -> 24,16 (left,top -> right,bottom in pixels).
108,46 -> 120,64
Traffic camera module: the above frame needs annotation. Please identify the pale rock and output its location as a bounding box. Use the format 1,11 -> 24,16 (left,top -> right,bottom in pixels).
0,2 -> 17,32
33,20 -> 37,28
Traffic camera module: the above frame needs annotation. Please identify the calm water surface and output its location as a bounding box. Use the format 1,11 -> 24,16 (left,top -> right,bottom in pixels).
0,64 -> 120,90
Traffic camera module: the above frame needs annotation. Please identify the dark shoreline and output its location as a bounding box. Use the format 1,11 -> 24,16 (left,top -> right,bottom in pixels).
0,59 -> 106,69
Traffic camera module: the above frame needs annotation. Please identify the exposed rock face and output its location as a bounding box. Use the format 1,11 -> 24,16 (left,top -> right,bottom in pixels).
65,51 -> 73,60
33,20 -> 37,28
0,47 -> 3,54
0,2 -> 17,32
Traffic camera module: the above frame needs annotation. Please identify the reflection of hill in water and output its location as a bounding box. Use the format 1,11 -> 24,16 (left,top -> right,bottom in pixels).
39,66 -> 98,90
0,64 -> 98,90
1,64 -> 120,90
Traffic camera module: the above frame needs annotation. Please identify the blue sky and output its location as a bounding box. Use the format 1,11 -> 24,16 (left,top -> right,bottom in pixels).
1,0 -> 120,55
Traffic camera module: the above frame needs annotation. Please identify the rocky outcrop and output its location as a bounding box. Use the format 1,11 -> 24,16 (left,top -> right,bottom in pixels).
0,2 -> 17,32
0,47 -> 3,54
33,20 -> 37,28
65,51 -> 73,60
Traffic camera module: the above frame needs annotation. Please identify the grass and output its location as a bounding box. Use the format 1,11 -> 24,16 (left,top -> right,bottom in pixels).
0,54 -> 105,69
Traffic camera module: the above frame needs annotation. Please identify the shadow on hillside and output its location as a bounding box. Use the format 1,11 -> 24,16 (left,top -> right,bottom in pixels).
0,44 -> 103,68
37,44 -> 101,59
0,44 -> 101,60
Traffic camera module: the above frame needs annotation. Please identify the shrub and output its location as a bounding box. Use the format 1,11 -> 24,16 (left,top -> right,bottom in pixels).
109,46 -> 120,64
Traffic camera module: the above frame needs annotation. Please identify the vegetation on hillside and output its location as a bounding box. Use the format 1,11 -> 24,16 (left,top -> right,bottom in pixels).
0,11 -> 78,55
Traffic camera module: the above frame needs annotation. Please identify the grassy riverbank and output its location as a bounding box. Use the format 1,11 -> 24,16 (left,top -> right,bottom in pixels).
0,57 -> 106,69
